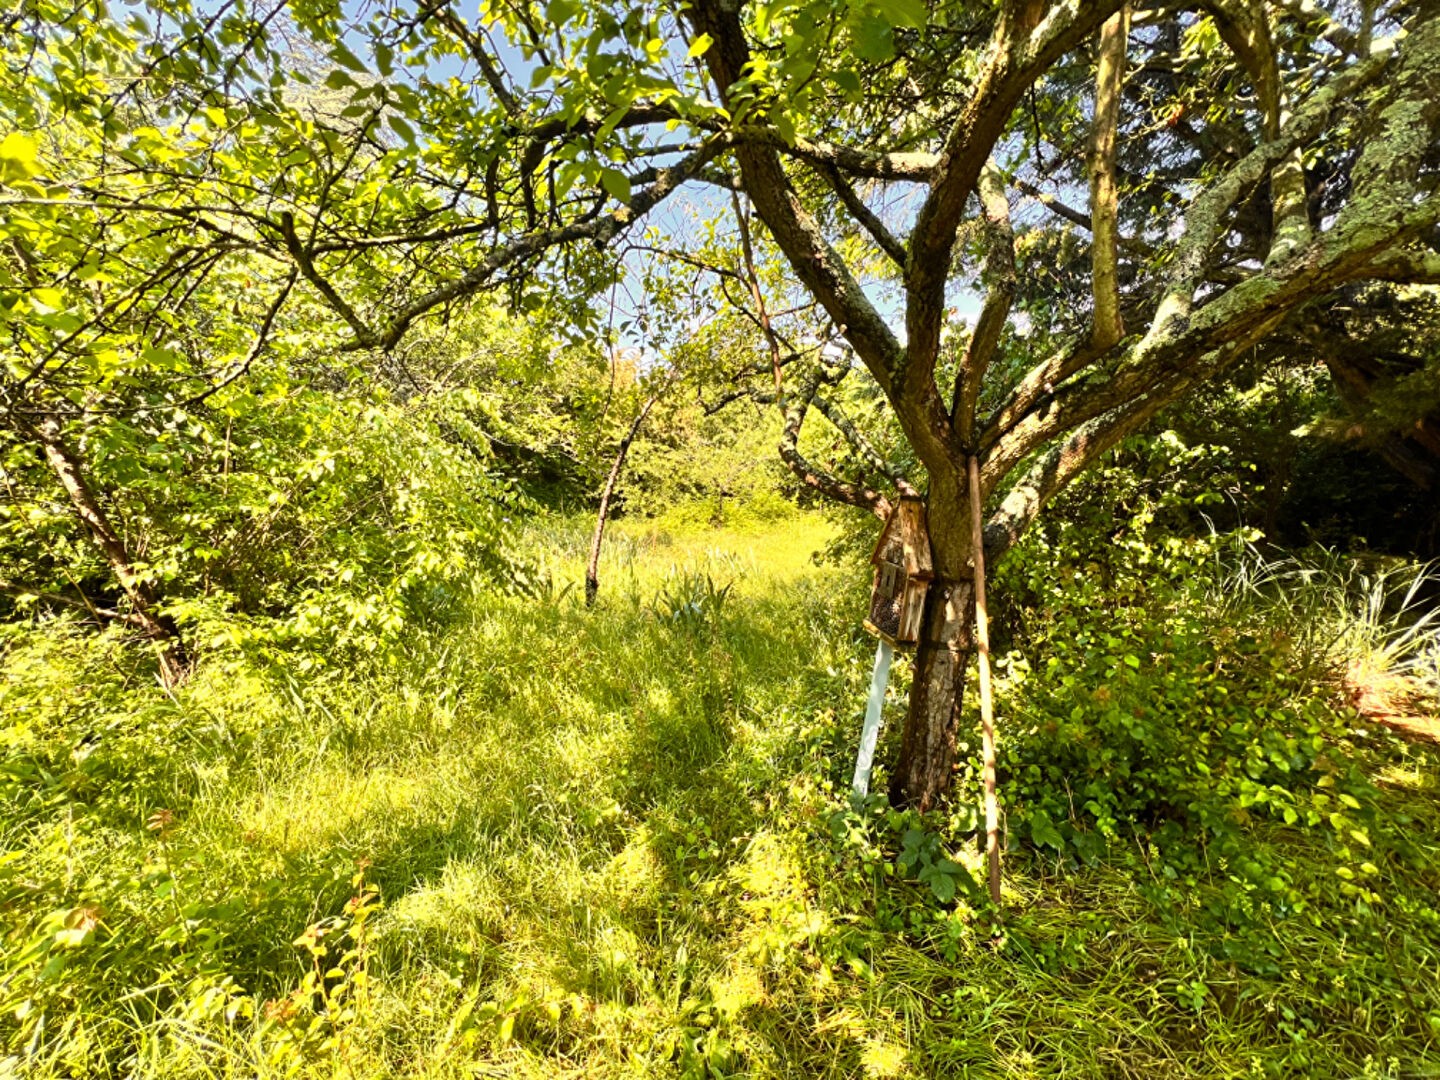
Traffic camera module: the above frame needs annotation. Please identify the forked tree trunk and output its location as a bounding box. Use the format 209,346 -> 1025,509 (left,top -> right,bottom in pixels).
31,415 -> 187,684
889,482 -> 977,810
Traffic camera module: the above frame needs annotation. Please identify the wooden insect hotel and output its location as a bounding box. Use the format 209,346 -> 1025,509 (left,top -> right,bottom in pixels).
864,495 -> 933,647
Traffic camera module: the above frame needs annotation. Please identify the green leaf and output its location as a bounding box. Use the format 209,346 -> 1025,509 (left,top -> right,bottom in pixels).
873,0 -> 927,29
1028,808 -> 1064,851
847,9 -> 894,62
330,42 -> 367,73
596,104 -> 632,143
687,33 -> 714,58
388,114 -> 416,145
928,868 -> 956,903
0,132 -> 41,183
599,167 -> 631,204
29,287 -> 64,311
545,0 -> 581,25
771,110 -> 797,145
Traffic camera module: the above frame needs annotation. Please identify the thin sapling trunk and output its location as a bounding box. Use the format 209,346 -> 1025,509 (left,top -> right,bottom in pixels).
585,390 -> 663,606
30,415 -> 188,684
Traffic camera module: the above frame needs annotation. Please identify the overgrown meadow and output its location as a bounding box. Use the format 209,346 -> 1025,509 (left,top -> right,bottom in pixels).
3,502 -> 1437,1079
5,1 -> 1440,1075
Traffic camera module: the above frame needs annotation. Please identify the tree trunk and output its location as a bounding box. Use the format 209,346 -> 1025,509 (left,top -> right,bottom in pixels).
585,393 -> 661,606
889,479 -> 976,810
30,415 -> 187,683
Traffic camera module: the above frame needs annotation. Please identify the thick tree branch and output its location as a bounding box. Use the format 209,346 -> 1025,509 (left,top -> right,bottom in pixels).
280,210 -> 376,342
905,0 -> 1124,378
1271,0 -> 1362,56
983,392 -> 1162,561
983,315 -> 1287,560
737,128 -> 937,181
686,0 -> 935,461
953,161 -> 1015,446
1139,36 -> 1396,355
980,13 -> 1435,491
985,176 -> 1433,497
1088,4 -> 1130,350
1205,0 -> 1312,265
1333,19 -> 1440,243
1366,247 -> 1440,284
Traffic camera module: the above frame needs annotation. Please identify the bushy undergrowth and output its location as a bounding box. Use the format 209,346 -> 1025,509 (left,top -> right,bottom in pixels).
2,514 -> 1437,1078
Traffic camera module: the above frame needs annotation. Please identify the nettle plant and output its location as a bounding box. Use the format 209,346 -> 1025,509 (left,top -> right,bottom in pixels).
5,0 -> 1439,804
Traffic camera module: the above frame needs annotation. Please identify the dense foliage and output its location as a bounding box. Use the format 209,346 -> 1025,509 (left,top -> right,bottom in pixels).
3,0 -> 1440,1074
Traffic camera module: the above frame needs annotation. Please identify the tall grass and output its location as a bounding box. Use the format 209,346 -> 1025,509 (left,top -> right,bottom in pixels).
1215,542 -> 1440,700
2,517 -> 1438,1078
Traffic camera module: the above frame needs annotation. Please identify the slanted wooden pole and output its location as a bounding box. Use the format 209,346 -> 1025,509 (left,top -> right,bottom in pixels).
968,454 -> 1001,906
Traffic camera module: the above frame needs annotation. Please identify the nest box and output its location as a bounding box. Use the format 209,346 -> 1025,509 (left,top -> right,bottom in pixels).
864,496 -> 933,647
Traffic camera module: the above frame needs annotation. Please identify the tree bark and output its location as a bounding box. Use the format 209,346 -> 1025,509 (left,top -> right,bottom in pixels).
889,476 -> 976,810
1208,0 -> 1312,264
1088,5 -> 1129,350
585,392 -> 661,606
1323,351 -> 1440,491
888,574 -> 976,811
29,415 -> 187,683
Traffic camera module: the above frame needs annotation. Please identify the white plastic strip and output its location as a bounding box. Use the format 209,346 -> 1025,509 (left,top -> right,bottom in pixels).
851,637 -> 894,798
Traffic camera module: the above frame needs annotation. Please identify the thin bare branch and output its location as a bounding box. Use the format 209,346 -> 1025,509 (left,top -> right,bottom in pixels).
815,163 -> 907,269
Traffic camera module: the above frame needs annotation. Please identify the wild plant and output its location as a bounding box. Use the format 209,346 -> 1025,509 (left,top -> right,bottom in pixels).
647,568 -> 733,632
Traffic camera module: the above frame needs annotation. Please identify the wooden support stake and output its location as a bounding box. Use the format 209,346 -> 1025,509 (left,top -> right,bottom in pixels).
968,454 -> 1001,906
